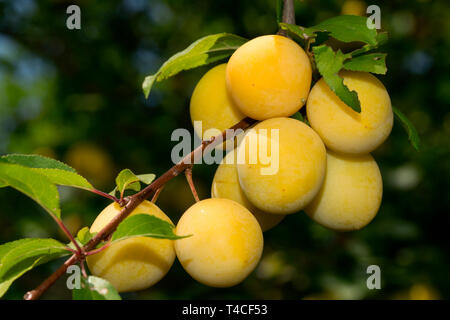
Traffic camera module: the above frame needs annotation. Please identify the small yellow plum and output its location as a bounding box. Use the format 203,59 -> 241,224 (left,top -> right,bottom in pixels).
306,71 -> 393,155
237,117 -> 326,214
190,63 -> 245,145
226,35 -> 312,120
305,151 -> 383,231
175,198 -> 263,287
86,201 -> 176,292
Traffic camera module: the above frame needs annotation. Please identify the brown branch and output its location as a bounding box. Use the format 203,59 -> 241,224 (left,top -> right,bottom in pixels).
24,117 -> 256,300
277,0 -> 296,36
23,254 -> 79,300
185,166 -> 200,202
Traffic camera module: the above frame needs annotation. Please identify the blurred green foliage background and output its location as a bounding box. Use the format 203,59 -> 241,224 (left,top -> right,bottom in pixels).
0,0 -> 449,300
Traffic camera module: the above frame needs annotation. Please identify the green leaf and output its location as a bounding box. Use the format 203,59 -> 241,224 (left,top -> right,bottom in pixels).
0,238 -> 70,298
0,154 -> 76,172
291,112 -> 304,122
115,169 -> 141,197
0,279 -> 14,298
111,171 -> 156,197
142,76 -> 156,99
350,32 -> 388,56
375,32 -> 389,47
313,45 -> 361,112
76,227 -> 95,246
72,276 -> 121,300
0,163 -> 61,218
108,187 -> 117,197
0,179 -> 6,188
32,169 -> 93,191
279,22 -> 315,41
306,15 -> 378,45
291,112 -> 310,125
112,214 -> 190,243
67,227 -> 98,252
137,173 -> 156,185
0,154 -> 94,221
393,106 -> 421,151
142,33 -> 247,98
0,154 -> 94,191
343,53 -> 387,74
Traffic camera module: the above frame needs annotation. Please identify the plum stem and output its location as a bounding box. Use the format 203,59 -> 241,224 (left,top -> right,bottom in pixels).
185,166 -> 200,202
85,241 -> 112,256
91,188 -> 120,203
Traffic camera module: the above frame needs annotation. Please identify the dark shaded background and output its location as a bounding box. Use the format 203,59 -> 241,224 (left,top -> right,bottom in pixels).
0,0 -> 449,299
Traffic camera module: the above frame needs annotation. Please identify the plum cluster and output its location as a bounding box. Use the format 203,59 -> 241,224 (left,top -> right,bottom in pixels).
87,34 -> 392,292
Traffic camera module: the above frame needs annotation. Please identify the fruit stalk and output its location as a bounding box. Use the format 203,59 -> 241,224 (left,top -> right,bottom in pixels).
185,166 -> 200,202
90,188 -> 121,204
24,117 -> 256,300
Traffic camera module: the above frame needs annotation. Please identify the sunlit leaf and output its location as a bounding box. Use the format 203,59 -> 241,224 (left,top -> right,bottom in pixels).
0,163 -> 61,218
291,112 -> 304,122
0,154 -> 93,191
76,227 -> 95,246
350,32 -> 388,56
0,238 -> 70,298
111,171 -> 156,197
393,106 -> 421,151
279,22 -> 315,40
115,169 -> 141,197
137,173 -> 156,185
313,45 -> 361,112
142,33 -> 247,98
306,15 -> 378,45
72,276 -> 121,300
0,154 -> 75,172
112,214 -> 190,243
343,53 -> 387,74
